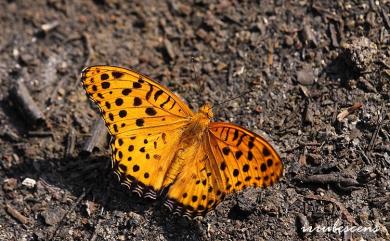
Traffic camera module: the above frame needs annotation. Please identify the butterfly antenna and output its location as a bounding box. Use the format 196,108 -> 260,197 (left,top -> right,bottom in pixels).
191,57 -> 197,80
211,90 -> 252,111
191,56 -> 205,97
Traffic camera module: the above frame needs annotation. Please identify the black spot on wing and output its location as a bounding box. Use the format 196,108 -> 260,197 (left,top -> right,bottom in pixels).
219,127 -> 226,139
119,110 -> 127,118
220,162 -> 226,170
154,90 -> 163,101
145,107 -> 157,116
115,98 -> 123,106
263,147 -> 271,156
170,101 -> 176,110
101,82 -> 110,89
236,134 -> 246,147
112,71 -> 123,78
146,84 -> 153,100
136,119 -> 144,127
224,128 -> 230,141
101,73 -> 109,80
222,147 -> 230,155
133,82 -> 142,88
133,97 -> 142,106
235,150 -> 243,159
233,129 -> 239,141
160,96 -> 171,108
138,77 -> 145,83
122,89 -> 131,96
248,151 -> 253,161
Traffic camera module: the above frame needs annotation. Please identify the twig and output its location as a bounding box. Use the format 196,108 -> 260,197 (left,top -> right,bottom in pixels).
65,33 -> 93,68
337,102 -> 363,122
227,61 -> 233,86
40,21 -> 60,33
0,127 -> 21,142
329,23 -> 339,48
294,173 -> 359,187
302,22 -> 317,47
49,188 -> 89,241
368,104 -> 386,151
82,33 -> 93,67
4,203 -> 30,225
296,213 -> 310,238
191,56 -> 202,92
163,38 -> 175,60
305,194 -> 357,225
27,131 -> 53,138
267,39 -> 274,65
380,5 -> 390,31
357,144 -> 372,164
298,141 -> 322,146
312,3 -> 343,23
9,80 -> 46,127
89,217 -> 103,241
80,118 -> 108,156
332,102 -> 338,123
65,128 -> 76,157
47,33 -> 94,104
67,33 -> 93,89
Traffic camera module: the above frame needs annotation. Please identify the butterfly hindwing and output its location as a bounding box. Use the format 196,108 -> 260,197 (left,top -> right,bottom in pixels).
164,141 -> 224,217
111,128 -> 186,197
208,122 -> 283,193
163,122 -> 283,218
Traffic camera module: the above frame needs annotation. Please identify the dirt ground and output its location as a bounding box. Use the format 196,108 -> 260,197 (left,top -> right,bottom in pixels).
0,0 -> 389,240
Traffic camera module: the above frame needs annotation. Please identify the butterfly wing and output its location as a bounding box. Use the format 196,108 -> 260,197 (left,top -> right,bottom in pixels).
208,122 -> 283,192
81,65 -> 193,136
164,140 -> 225,217
81,66 -> 193,196
164,122 -> 283,217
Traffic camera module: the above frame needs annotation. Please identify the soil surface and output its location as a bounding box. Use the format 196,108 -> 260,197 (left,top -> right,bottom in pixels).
0,1 -> 389,240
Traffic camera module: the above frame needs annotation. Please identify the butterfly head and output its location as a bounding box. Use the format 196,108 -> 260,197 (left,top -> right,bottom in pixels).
199,103 -> 214,119
187,103 -> 213,139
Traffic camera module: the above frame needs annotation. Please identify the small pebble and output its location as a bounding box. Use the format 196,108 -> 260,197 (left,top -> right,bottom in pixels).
285,35 -> 294,46
3,178 -> 18,191
297,65 -> 314,86
22,178 -> 36,189
41,207 -> 65,226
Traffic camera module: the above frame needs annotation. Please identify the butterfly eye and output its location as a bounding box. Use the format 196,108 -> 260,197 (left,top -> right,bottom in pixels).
201,103 -> 213,118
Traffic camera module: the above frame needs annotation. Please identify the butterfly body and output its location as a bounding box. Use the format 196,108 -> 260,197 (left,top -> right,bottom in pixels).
181,104 -> 212,142
81,65 -> 283,217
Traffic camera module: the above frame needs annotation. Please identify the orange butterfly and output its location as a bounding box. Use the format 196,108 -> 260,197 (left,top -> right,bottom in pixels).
81,66 -> 283,217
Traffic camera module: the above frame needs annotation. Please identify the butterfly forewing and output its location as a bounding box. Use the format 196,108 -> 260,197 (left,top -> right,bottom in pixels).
81,66 -> 193,136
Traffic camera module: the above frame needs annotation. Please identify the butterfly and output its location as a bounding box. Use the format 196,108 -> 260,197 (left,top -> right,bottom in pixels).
81,65 -> 283,217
